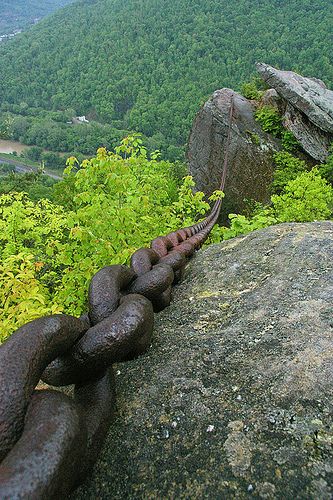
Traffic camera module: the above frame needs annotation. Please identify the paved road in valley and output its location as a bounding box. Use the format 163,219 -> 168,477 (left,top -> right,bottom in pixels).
0,156 -> 62,180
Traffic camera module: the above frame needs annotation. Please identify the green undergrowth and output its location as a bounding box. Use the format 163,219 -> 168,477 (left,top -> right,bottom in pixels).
210,151 -> 333,243
240,76 -> 267,100
1,133 -> 332,343
0,169 -> 57,201
255,105 -> 299,152
0,136 -> 220,342
213,96 -> 332,243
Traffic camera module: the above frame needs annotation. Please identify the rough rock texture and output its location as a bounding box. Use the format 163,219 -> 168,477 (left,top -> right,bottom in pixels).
257,63 -> 333,161
261,89 -> 285,114
283,104 -> 333,163
73,222 -> 333,500
188,89 -> 279,220
256,63 -> 333,133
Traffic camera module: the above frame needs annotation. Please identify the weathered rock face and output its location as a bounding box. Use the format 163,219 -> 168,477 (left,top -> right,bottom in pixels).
73,221 -> 333,500
188,65 -> 333,212
188,89 -> 279,220
283,103 -> 333,162
256,63 -> 333,133
261,88 -> 285,114
257,63 -> 333,161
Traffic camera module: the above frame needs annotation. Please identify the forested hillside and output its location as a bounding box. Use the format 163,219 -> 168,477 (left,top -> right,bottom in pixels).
0,0 -> 332,157
0,0 -> 75,35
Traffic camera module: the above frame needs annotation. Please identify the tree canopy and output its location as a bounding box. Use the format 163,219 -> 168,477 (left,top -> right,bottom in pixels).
0,0 -> 332,157
0,0 -> 75,35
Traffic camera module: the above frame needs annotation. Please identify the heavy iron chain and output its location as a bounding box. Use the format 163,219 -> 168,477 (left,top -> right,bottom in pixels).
0,95 -> 235,499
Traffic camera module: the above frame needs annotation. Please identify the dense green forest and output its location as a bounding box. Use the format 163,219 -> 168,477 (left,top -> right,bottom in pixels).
0,0 -> 75,35
0,0 -> 332,159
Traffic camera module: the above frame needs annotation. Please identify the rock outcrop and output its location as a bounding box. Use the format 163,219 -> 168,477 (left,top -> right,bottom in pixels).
261,88 -> 285,113
283,103 -> 332,163
188,89 -> 279,220
257,63 -> 333,161
73,221 -> 333,500
188,65 -> 333,208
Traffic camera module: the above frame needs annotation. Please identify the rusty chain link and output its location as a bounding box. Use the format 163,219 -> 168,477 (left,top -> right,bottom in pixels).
0,96 -> 235,499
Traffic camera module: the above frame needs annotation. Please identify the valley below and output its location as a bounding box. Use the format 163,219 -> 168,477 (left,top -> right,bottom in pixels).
0,139 -> 62,180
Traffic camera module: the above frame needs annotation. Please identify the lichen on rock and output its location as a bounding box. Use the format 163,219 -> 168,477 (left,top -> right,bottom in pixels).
73,222 -> 333,500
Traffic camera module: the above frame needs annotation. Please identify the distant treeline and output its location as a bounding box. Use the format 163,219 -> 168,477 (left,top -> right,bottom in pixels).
0,0 -> 74,35
0,0 -> 332,159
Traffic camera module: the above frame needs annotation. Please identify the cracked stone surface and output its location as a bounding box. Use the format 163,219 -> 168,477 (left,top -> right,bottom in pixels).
187,88 -> 279,220
257,63 -> 333,161
256,63 -> 333,134
283,104 -> 332,162
73,222 -> 333,500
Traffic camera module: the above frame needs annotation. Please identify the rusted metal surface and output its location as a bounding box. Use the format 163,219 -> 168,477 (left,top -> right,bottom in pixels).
0,100 -> 234,498
0,390 -> 86,499
42,294 -> 155,386
0,315 -> 86,463
0,206 -> 221,499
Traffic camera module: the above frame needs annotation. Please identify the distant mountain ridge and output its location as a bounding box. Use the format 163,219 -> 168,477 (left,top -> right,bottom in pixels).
0,0 -> 75,36
0,0 -> 332,152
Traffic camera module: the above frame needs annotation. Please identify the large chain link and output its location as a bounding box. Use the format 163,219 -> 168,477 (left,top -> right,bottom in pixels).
0,97 -> 235,499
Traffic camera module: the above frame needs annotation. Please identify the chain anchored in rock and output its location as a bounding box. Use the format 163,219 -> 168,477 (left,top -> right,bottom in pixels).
0,97 -> 235,499
0,216 -> 218,498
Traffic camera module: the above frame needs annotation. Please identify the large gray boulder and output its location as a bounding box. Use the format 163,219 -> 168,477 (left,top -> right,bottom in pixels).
257,63 -> 333,161
187,89 -> 279,220
256,63 -> 333,133
73,221 -> 333,500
